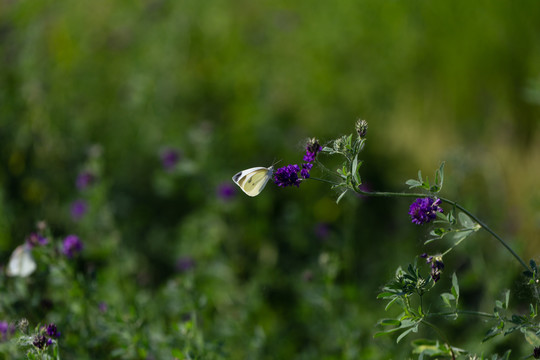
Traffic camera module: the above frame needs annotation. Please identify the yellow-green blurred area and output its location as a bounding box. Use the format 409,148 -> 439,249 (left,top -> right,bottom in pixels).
1,0 -> 540,358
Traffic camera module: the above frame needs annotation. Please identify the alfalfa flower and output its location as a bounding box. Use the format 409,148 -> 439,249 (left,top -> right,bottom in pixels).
62,235 -> 83,258
409,197 -> 443,225
421,253 -> 445,282
355,119 -> 368,139
45,323 -> 60,339
33,335 -> 51,349
303,138 -> 322,163
274,164 -> 301,187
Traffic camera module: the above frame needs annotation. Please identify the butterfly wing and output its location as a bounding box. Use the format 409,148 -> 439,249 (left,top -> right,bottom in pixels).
6,245 -> 36,277
232,166 -> 273,197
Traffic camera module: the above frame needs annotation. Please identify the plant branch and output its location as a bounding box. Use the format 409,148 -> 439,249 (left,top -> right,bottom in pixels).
354,188 -> 529,272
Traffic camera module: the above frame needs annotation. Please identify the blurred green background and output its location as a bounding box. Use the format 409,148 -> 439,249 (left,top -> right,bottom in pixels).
1,0 -> 540,358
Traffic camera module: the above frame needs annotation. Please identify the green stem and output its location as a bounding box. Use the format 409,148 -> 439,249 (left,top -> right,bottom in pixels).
354,189 -> 529,272
308,177 -> 529,271
429,310 -> 496,319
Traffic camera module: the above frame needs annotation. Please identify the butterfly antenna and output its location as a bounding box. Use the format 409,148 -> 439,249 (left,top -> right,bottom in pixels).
271,159 -> 282,168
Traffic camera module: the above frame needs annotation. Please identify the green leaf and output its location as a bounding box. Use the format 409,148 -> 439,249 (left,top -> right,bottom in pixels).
171,349 -> 184,358
522,329 -> 540,346
385,296 -> 401,311
483,326 -> 502,342
440,293 -> 455,308
406,179 -> 422,188
396,323 -> 418,343
451,273 -> 459,301
436,162 -> 445,189
442,229 -> 475,247
336,189 -> 348,204
458,212 -> 476,228
417,170 -> 423,182
352,154 -> 361,185
530,259 -> 537,271
379,318 -> 401,326
504,290 -> 510,309
377,292 -> 395,299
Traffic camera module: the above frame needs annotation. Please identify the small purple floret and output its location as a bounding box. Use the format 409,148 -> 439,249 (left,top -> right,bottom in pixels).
408,198 -> 443,225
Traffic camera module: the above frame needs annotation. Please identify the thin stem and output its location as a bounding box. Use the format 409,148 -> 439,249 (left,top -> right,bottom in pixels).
429,310 -> 496,319
309,177 -> 341,186
354,189 -> 529,272
438,197 -> 529,272
308,177 -> 529,271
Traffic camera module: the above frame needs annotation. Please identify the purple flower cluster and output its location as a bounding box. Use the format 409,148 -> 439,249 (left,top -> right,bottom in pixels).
33,323 -> 60,350
421,253 -> 445,282
0,321 -> 15,342
408,198 -> 443,225
274,164 -> 301,187
26,232 -> 48,248
273,139 -> 321,187
62,235 -> 83,258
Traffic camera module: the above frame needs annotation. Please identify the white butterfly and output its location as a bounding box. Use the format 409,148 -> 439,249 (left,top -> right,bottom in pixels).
6,244 -> 36,277
232,166 -> 274,197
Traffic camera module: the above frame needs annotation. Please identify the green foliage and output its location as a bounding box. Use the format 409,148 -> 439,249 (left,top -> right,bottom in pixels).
1,0 -> 540,358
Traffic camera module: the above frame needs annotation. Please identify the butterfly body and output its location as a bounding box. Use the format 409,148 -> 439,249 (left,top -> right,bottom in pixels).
232,166 -> 274,197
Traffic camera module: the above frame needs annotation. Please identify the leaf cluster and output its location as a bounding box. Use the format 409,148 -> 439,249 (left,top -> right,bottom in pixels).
321,132 -> 366,203
406,162 -> 445,194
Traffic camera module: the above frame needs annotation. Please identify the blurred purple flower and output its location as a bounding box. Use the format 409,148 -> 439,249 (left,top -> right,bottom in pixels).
0,321 -> 15,342
160,147 -> 181,170
217,182 -> 236,200
314,223 -> 330,240
76,171 -> 95,190
176,256 -> 196,272
62,235 -> 83,258
99,302 -> 108,313
71,199 -> 88,221
26,232 -> 48,248
45,323 -> 60,339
